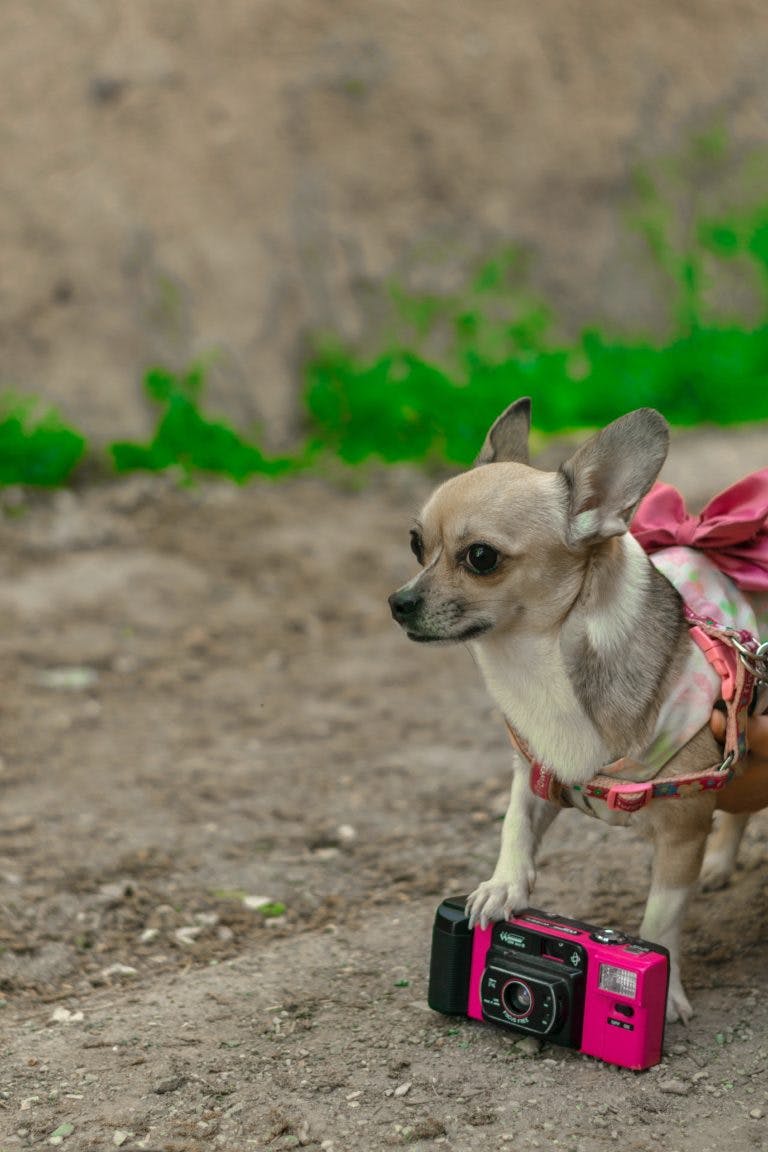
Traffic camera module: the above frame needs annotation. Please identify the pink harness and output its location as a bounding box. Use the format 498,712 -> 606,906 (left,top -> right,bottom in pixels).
517,472 -> 768,814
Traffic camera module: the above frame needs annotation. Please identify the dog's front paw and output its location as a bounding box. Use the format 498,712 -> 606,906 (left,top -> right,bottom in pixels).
666,974 -> 694,1025
466,877 -> 531,930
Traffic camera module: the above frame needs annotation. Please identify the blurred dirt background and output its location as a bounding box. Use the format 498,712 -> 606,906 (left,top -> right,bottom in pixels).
2,3 -> 768,1151
2,1 -> 768,445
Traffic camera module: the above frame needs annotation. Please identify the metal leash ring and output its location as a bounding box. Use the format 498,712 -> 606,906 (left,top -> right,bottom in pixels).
749,640 -> 768,685
732,637 -> 768,684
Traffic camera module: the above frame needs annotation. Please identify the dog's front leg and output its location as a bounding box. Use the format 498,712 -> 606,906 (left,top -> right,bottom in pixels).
639,796 -> 715,1024
466,759 -> 559,929
700,811 -> 750,891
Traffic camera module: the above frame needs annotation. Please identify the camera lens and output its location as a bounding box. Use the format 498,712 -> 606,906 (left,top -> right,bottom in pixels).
502,979 -> 534,1017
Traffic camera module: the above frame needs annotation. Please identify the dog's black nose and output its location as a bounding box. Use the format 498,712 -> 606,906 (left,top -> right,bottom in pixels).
388,589 -> 422,623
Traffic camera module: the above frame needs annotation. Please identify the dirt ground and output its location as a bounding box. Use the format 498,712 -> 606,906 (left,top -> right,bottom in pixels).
0,425 -> 767,1152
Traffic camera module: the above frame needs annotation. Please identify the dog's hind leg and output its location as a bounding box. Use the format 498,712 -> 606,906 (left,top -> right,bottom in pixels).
466,758 -> 559,930
639,796 -> 715,1024
700,812 -> 750,891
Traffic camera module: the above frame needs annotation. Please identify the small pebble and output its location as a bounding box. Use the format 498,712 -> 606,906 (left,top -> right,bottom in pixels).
394,1082 -> 412,1097
101,963 -> 138,980
175,925 -> 203,945
153,1075 -> 186,1095
49,1007 -> 84,1025
48,1122 -> 75,1146
750,1108 -> 764,1120
516,1036 -> 543,1057
36,667 -> 98,691
313,847 -> 339,860
659,1078 -> 691,1096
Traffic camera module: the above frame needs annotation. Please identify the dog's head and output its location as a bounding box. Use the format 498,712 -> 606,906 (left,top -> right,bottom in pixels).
388,399 -> 669,643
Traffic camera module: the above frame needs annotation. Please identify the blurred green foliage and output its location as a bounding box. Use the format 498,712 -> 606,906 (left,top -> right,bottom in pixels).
110,366 -> 297,482
305,134 -> 768,466
2,135 -> 768,488
306,324 -> 768,467
0,397 -> 85,486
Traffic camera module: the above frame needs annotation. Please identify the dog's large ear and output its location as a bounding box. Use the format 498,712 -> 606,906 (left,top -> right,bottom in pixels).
475,397 -> 531,465
560,409 -> 669,546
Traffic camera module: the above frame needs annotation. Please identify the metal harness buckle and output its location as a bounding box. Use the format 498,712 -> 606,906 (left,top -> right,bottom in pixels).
717,751 -> 735,775
732,638 -> 768,685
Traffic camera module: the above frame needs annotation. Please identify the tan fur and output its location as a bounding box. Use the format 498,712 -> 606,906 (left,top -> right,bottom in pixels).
389,401 -> 765,1024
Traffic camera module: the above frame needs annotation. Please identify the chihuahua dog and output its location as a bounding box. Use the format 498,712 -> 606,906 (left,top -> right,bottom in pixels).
389,399 -> 766,1023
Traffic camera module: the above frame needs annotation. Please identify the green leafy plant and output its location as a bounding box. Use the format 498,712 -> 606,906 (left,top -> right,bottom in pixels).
0,396 -> 86,486
110,366 -> 298,482
305,319 -> 768,468
258,902 -> 286,919
2,137 -> 768,490
304,136 -> 768,466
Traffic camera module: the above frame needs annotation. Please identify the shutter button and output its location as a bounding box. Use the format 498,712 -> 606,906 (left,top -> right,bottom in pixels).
590,929 -> 627,945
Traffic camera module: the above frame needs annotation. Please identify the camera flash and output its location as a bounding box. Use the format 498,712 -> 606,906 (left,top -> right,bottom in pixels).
598,964 -> 637,999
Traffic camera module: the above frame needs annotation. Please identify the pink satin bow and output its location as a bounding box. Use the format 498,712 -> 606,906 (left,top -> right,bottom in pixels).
631,468 -> 768,592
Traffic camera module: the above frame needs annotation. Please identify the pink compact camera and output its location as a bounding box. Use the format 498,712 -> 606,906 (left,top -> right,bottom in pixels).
428,897 -> 669,1070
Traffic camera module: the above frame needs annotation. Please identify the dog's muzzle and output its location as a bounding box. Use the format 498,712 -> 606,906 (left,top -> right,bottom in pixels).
388,588 -> 423,625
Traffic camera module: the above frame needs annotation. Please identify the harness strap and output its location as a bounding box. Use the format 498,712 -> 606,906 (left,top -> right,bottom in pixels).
684,608 -> 759,763
571,756 -> 735,813
511,614 -> 759,814
507,724 -> 735,813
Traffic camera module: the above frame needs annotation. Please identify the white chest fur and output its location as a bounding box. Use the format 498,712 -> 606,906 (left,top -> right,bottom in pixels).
471,631 -> 610,782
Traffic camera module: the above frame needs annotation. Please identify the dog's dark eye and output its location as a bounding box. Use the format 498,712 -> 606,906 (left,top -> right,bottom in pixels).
410,530 -> 424,565
465,543 -> 500,574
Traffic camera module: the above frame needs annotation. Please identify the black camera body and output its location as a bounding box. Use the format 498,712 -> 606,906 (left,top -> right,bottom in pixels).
428,896 -> 669,1070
